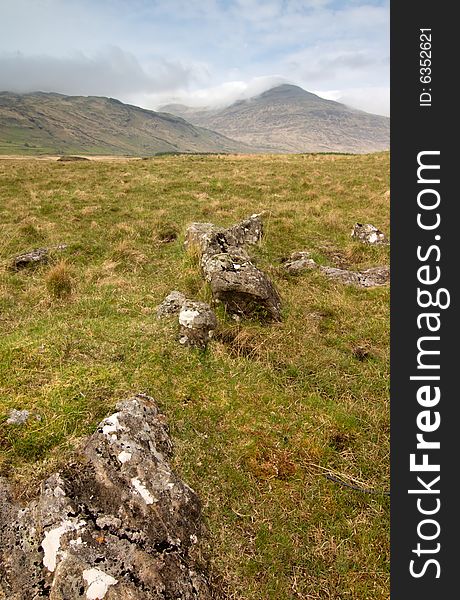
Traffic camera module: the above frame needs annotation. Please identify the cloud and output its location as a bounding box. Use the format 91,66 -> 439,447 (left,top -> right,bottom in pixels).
317,86 -> 390,116
147,75 -> 289,109
0,1 -> 390,115
0,47 -> 196,98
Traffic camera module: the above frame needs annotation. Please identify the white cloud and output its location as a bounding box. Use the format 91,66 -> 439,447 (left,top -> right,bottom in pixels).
0,1 -> 390,116
316,86 -> 390,116
145,75 -> 289,109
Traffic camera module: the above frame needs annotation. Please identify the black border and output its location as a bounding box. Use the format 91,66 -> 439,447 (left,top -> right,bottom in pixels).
391,2 -> 458,596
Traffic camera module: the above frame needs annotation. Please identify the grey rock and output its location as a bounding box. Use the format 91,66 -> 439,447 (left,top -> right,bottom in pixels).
225,213 -> 264,246
186,215 -> 281,322
184,222 -> 217,253
320,265 -> 389,288
179,300 -> 217,349
351,223 -> 388,245
11,245 -> 68,270
0,395 -> 211,600
6,409 -> 30,425
184,214 -> 263,254
156,291 -> 187,318
282,251 -> 317,274
356,266 -> 390,287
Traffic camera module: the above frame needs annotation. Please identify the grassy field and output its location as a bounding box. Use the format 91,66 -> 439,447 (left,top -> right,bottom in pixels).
0,153 -> 389,599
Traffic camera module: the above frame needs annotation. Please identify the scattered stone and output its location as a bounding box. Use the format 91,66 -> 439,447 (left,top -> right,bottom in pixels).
6,409 -> 30,425
355,266 -> 390,287
186,215 -> 282,321
0,394 -> 210,599
179,300 -> 217,349
282,251 -> 317,274
351,223 -> 388,245
57,155 -> 90,162
156,291 -> 187,318
320,265 -> 389,288
11,244 -> 68,270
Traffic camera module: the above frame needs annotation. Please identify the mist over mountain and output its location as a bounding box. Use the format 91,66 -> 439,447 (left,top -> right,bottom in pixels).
161,84 -> 390,154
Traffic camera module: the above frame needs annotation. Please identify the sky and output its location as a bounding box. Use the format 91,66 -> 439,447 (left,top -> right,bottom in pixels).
0,0 -> 389,116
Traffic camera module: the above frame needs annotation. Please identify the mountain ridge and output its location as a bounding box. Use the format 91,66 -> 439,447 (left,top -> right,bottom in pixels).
161,84 -> 390,154
0,91 -> 254,156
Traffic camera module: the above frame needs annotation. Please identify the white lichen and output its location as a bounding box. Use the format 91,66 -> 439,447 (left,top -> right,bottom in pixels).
117,450 -> 132,464
131,477 -> 156,504
83,568 -> 118,599
42,520 -> 85,572
179,309 -> 200,328
101,413 -> 122,436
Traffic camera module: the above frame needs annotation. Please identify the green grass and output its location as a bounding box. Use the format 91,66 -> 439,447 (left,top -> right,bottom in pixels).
0,153 -> 389,599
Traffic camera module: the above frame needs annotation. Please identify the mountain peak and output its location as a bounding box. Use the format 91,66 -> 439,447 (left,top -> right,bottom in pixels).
162,83 -> 390,154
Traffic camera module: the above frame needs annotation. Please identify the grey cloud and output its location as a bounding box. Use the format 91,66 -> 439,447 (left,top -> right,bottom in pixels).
0,47 -> 194,97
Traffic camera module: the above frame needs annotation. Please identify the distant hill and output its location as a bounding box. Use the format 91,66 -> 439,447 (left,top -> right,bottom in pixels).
0,92 -> 253,156
161,84 -> 390,154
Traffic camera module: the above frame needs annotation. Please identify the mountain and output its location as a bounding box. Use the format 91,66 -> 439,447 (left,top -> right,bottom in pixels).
0,92 -> 253,156
161,84 -> 390,154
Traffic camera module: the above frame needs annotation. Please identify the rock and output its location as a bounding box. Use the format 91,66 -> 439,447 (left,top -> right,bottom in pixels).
226,213 -> 264,246
0,394 -> 211,600
282,251 -> 317,275
351,223 -> 388,245
156,291 -> 187,318
186,215 -> 282,322
179,300 -> 217,349
356,266 -> 390,287
11,245 -> 67,270
6,409 -> 30,425
57,156 -> 90,162
184,214 -> 263,254
320,265 -> 389,288
202,246 -> 282,321
184,222 -> 217,253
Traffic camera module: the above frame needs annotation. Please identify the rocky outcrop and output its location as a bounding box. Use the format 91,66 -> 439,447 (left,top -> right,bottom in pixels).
186,215 -> 281,322
351,223 -> 388,245
0,394 -> 211,600
179,300 -> 217,349
11,245 -> 67,270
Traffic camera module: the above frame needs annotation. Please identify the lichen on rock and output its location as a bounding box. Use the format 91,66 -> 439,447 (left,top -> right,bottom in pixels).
0,394 -> 211,599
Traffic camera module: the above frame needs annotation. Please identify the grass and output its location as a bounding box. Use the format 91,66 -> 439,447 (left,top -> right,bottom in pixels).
0,152 -> 389,599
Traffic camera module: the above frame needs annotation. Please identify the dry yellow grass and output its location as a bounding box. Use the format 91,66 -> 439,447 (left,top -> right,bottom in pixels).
0,153 -> 389,599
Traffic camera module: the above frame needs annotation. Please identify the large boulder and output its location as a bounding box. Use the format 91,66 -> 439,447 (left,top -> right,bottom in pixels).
185,215 -> 281,322
0,395 -> 211,600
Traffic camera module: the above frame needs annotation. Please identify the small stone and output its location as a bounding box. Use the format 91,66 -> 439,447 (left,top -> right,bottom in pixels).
11,245 -> 68,270
283,251 -> 317,274
351,223 -> 388,245
6,409 -> 30,425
